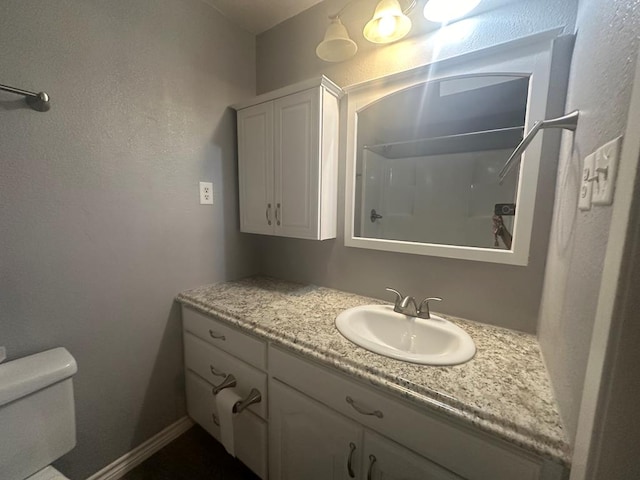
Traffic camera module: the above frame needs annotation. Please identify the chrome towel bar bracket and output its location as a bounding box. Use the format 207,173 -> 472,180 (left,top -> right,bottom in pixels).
211,378 -> 262,414
233,388 -> 262,414
0,83 -> 51,112
498,110 -> 579,184
211,373 -> 237,395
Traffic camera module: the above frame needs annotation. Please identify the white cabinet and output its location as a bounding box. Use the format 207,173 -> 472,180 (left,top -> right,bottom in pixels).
237,102 -> 274,236
235,77 -> 342,240
269,378 -> 462,480
269,346 -> 566,480
182,307 -> 268,478
270,379 -> 361,480
363,431 -> 462,480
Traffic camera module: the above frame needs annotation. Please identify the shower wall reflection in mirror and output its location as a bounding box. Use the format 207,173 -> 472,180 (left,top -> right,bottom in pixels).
353,75 -> 528,250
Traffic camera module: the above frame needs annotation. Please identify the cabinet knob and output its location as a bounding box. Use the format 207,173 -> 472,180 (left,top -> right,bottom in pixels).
276,203 -> 281,226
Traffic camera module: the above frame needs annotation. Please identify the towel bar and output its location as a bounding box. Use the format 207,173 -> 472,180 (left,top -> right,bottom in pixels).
498,110 -> 579,184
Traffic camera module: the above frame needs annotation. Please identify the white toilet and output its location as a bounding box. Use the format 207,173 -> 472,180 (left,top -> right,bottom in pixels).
0,347 -> 78,480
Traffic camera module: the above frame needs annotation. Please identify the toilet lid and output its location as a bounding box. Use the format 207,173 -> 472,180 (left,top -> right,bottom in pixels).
25,466 -> 69,480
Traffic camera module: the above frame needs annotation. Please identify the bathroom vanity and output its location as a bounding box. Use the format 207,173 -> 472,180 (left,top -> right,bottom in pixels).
177,277 -> 570,480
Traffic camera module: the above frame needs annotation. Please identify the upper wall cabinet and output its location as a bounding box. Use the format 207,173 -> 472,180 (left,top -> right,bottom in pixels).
344,30 -> 575,265
234,77 -> 342,240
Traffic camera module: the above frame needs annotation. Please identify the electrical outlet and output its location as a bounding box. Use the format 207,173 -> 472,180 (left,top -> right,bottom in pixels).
579,152 -> 595,211
199,182 -> 213,205
592,136 -> 622,206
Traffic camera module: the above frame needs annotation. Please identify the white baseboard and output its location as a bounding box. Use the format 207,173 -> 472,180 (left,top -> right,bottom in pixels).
86,416 -> 194,480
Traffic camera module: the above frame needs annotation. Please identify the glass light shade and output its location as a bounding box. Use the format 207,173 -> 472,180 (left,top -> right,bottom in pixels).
423,0 -> 481,23
316,17 -> 358,62
363,0 -> 412,44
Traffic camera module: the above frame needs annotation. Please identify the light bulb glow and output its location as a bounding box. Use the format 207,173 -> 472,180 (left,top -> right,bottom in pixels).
363,0 -> 412,44
377,15 -> 397,38
423,0 -> 482,23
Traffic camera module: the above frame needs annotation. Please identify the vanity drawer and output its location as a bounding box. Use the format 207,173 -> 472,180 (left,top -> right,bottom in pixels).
269,347 -> 543,480
182,306 -> 266,370
184,331 -> 268,419
186,370 -> 268,479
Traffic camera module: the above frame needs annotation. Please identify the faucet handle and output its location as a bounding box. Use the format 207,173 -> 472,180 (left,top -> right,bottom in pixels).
385,287 -> 403,306
417,297 -> 442,319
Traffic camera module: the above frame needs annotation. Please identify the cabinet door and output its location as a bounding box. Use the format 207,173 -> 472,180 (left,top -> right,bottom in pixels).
270,379 -> 362,480
363,431 -> 463,480
238,102 -> 274,235
273,88 -> 321,239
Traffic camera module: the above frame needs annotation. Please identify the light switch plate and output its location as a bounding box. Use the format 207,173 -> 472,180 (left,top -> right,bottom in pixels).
592,136 -> 622,206
579,152 -> 595,211
199,182 -> 213,205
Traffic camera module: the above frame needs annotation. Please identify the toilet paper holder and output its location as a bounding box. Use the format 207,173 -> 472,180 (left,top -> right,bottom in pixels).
212,373 -> 237,395
211,373 -> 262,414
233,388 -> 262,414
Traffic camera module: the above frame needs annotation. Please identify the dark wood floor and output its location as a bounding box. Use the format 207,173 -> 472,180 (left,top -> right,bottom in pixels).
121,425 -> 259,480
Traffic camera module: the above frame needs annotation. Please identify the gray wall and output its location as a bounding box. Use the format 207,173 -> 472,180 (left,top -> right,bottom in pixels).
0,1 -> 257,478
537,0 -> 640,444
255,0 -> 578,333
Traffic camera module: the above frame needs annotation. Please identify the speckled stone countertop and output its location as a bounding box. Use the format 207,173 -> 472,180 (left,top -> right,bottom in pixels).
176,276 -> 570,467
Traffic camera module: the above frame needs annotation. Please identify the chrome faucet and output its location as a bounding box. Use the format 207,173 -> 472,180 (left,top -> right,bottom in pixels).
417,297 -> 442,319
385,288 -> 442,319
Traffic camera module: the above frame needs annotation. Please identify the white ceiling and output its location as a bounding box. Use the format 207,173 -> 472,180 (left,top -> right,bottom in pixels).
202,0 -> 326,34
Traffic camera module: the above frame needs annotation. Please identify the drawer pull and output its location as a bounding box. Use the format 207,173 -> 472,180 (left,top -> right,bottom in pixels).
212,374 -> 237,395
210,365 -> 226,378
367,454 -> 377,480
347,442 -> 356,478
212,413 -> 220,426
208,329 -> 226,341
346,396 -> 384,418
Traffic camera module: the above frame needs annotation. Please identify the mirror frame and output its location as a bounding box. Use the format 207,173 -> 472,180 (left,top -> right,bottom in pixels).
343,29 -> 568,266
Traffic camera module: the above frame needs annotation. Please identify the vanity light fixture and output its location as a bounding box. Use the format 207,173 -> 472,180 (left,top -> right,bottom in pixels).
316,16 -> 359,62
363,0 -> 413,44
423,0 -> 481,23
316,0 -> 416,62
316,0 -> 480,62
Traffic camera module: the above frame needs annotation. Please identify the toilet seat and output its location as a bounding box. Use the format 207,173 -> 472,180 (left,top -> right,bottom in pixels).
25,466 -> 69,480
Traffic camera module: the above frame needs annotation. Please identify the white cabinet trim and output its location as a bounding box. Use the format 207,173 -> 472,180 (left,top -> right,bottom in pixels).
232,75 -> 343,110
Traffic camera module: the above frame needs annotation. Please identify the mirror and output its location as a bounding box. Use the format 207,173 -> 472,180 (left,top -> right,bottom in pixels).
354,75 -> 527,249
344,33 -> 566,265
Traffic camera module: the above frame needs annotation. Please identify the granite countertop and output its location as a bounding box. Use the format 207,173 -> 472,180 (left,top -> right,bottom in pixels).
176,276 -> 570,467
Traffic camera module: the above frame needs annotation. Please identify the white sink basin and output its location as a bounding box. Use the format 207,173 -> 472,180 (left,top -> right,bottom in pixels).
335,305 -> 476,365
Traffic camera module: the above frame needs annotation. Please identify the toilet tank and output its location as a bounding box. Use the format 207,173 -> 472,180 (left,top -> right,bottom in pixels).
0,348 -> 78,480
